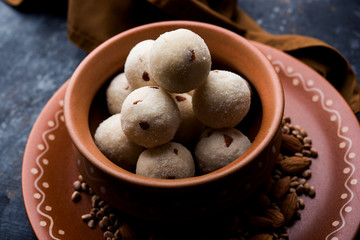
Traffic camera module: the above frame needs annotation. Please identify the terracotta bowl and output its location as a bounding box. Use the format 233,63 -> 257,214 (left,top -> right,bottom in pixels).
64,20 -> 284,222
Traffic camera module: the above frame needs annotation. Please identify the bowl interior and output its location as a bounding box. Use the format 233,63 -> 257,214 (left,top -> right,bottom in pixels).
65,21 -> 283,189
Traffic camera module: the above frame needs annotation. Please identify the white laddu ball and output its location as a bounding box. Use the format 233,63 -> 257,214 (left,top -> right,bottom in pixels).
94,114 -> 145,172
149,28 -> 211,93
136,142 -> 195,179
192,70 -> 251,129
120,86 -> 181,148
106,72 -> 133,115
124,39 -> 158,89
194,127 -> 251,174
171,93 -> 205,147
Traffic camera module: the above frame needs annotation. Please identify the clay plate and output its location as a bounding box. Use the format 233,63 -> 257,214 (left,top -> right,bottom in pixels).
22,43 -> 360,240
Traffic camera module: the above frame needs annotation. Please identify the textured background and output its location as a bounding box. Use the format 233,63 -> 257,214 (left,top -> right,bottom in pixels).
0,0 -> 359,239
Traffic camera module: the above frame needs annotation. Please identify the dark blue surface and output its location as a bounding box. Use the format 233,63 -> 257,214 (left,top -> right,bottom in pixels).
0,2 -> 86,239
0,1 -> 359,239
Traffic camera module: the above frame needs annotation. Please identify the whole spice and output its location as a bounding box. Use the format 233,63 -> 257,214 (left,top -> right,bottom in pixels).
281,133 -> 303,153
248,216 -> 273,230
308,186 -> 316,198
73,180 -> 81,191
71,191 -> 81,202
281,192 -> 298,221
263,208 -> 285,229
249,233 -> 273,240
118,223 -> 137,240
88,219 -> 96,229
253,193 -> 271,210
81,213 -> 92,222
278,156 -> 311,175
271,177 -> 291,201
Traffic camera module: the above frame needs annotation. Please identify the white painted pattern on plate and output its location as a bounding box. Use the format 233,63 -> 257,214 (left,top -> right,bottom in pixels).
270,59 -> 356,240
33,104 -> 65,240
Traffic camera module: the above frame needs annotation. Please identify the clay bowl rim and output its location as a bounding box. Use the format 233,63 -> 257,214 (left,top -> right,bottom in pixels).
64,20 -> 284,190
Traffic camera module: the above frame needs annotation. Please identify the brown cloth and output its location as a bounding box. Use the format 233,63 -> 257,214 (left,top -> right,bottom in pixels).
67,0 -> 360,114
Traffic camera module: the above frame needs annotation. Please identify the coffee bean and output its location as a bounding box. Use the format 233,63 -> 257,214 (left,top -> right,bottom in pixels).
107,225 -> 115,232
302,169 -> 312,179
88,187 -> 94,195
282,126 -> 290,134
303,183 -> 310,193
290,181 -> 299,188
96,208 -> 105,220
279,233 -> 289,239
103,204 -> 112,215
73,180 -> 82,191
81,213 -> 92,222
114,229 -> 121,238
308,186 -> 316,198
90,207 -> 98,218
298,178 -> 306,185
300,129 -> 308,137
88,219 -> 96,229
283,116 -> 291,124
71,191 -> 81,202
291,129 -> 300,136
298,198 -> 305,209
302,149 -> 311,157
91,194 -> 100,208
104,231 -> 114,239
78,174 -> 84,182
295,184 -> 304,195
99,216 -> 110,230
303,143 -> 312,150
109,213 -> 116,224
310,147 -> 318,158
81,182 -> 89,192
290,176 -> 298,182
303,136 -> 312,145
98,200 -> 106,208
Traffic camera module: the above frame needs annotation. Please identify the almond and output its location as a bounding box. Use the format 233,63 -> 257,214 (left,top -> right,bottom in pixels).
278,156 -> 311,175
281,192 -> 298,221
271,177 -> 291,201
253,193 -> 271,209
118,223 -> 136,240
263,208 -> 285,229
249,233 -> 273,240
248,216 -> 273,230
281,133 -> 303,153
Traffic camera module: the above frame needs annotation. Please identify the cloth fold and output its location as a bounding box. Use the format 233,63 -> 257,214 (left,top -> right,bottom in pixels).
67,0 -> 360,114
